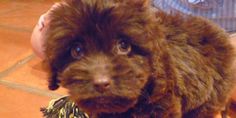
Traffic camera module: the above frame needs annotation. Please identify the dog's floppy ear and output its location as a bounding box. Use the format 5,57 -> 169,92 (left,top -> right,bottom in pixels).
149,55 -> 178,104
43,60 -> 60,90
148,38 -> 178,104
48,71 -> 60,90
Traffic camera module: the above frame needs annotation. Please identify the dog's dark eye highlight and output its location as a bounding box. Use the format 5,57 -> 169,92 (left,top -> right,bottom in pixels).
117,40 -> 132,55
71,43 -> 84,59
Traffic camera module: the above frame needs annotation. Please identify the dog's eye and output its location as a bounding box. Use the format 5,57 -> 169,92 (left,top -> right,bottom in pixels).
71,43 -> 84,59
116,40 -> 132,55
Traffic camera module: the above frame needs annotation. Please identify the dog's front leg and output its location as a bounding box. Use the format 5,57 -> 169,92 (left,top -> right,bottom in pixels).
131,94 -> 182,118
152,95 -> 182,118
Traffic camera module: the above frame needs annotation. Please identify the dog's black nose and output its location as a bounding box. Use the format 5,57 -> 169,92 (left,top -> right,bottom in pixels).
93,75 -> 111,92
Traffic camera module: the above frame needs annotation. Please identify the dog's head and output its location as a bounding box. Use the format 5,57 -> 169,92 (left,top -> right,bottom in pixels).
44,0 -> 171,114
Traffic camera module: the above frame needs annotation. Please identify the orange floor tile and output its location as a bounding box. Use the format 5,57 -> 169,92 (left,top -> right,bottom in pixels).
0,85 -> 51,118
0,28 -> 32,72
0,1 -> 66,118
2,56 -> 68,95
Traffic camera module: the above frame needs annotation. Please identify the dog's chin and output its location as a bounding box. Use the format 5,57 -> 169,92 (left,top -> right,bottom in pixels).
77,96 -> 137,114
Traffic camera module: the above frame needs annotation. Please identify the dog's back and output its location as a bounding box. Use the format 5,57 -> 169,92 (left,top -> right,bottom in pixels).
157,12 -> 235,117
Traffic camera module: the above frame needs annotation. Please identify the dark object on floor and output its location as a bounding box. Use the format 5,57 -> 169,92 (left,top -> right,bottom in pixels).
43,0 -> 235,117
41,96 -> 89,118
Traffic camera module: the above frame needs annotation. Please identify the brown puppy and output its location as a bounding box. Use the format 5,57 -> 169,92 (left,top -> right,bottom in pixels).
44,0 -> 235,117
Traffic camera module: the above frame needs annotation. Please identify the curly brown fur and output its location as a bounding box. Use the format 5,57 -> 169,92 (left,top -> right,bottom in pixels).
44,0 -> 235,117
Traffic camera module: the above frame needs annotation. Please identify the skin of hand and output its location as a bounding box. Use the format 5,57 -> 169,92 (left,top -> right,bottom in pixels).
31,13 -> 48,59
31,3 -> 61,59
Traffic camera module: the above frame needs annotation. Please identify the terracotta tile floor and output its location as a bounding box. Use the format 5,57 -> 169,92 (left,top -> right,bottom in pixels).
0,1 -> 66,118
0,0 -> 236,118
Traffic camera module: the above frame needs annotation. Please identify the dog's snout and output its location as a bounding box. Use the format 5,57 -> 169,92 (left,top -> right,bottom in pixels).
93,75 -> 111,92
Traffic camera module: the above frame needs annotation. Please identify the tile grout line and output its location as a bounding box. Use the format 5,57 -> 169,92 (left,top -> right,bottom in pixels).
0,53 -> 64,99
0,24 -> 32,33
0,79 -> 63,98
0,54 -> 35,79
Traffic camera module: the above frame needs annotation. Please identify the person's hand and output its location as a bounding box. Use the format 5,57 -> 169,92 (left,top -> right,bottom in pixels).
31,13 -> 48,59
31,3 -> 62,59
